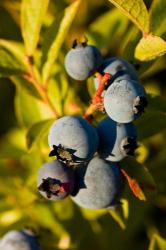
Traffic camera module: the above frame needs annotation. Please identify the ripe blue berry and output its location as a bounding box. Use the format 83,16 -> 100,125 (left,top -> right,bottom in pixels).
94,57 -> 139,90
65,41 -> 103,81
97,117 -> 137,162
0,230 -> 41,250
48,116 -> 99,163
71,156 -> 123,209
37,160 -> 74,200
104,79 -> 147,123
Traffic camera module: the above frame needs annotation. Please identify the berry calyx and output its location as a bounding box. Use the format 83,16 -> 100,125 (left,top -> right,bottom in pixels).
120,137 -> 138,156
37,160 -> 74,200
38,177 -> 69,199
133,96 -> 148,114
49,144 -> 77,167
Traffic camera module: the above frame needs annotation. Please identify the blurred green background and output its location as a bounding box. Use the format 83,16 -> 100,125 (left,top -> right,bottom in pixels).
0,0 -> 166,249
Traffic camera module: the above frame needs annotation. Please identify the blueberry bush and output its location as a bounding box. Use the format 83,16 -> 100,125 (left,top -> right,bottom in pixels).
0,0 -> 166,249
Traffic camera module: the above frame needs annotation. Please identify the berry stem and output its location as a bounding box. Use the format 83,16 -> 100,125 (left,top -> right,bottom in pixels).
23,56 -> 60,118
84,72 -> 111,122
84,104 -> 96,122
92,73 -> 111,105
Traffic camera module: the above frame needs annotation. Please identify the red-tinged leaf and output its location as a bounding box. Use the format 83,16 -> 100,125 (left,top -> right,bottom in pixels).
121,168 -> 146,201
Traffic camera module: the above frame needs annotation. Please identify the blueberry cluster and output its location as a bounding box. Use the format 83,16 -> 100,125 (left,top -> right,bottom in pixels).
37,41 -> 148,209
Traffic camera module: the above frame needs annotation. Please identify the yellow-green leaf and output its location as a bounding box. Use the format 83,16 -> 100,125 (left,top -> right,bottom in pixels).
0,209 -> 22,226
26,119 -> 54,149
81,208 -> 107,220
42,0 -> 81,83
149,234 -> 166,250
0,39 -> 25,62
135,35 -> 166,61
149,0 -> 166,36
21,0 -> 49,56
11,75 -> 42,100
0,40 -> 26,77
27,204 -> 67,236
136,110 -> 166,140
15,87 -> 54,128
108,0 -> 149,33
108,199 -> 129,229
88,8 -> 129,50
120,26 -> 141,61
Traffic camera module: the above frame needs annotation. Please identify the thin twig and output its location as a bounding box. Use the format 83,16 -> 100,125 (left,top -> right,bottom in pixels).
24,56 -> 60,118
84,72 -> 111,122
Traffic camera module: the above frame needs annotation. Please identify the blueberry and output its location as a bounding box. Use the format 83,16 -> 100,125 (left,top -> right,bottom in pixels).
37,160 -> 74,200
97,117 -> 137,162
65,41 -> 103,81
0,230 -> 41,250
71,156 -> 123,209
104,79 -> 147,123
94,57 -> 139,90
48,116 -> 99,163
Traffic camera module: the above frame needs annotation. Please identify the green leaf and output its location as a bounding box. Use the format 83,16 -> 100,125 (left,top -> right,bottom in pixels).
40,13 -> 64,68
149,0 -> 166,37
0,39 -> 25,62
149,234 -> 166,250
108,199 -> 129,229
121,26 -> 141,61
135,35 -> 166,61
21,0 -> 50,56
26,119 -> 54,149
135,111 -> 166,140
108,0 -> 149,33
147,94 -> 166,113
11,75 -> 41,100
139,57 -> 166,78
15,87 -> 54,128
0,209 -> 22,226
88,8 -> 129,50
53,198 -> 74,220
81,208 -> 107,220
0,41 -> 43,100
0,129 -> 26,159
0,48 -> 22,76
87,77 -> 96,98
42,0 -> 81,83
27,204 -> 68,236
47,72 -> 69,116
0,39 -> 26,77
